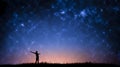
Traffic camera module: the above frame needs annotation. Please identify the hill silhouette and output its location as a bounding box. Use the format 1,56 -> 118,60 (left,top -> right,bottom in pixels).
0,62 -> 119,67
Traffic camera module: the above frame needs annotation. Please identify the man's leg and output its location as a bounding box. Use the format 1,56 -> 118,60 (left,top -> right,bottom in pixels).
37,60 -> 39,64
35,60 -> 37,64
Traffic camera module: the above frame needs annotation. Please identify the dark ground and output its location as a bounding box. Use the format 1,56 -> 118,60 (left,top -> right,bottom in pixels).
0,63 -> 120,67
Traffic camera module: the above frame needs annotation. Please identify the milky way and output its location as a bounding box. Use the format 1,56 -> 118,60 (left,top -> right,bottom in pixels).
0,0 -> 120,64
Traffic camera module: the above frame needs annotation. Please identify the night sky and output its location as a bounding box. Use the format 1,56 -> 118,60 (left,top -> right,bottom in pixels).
0,0 -> 120,64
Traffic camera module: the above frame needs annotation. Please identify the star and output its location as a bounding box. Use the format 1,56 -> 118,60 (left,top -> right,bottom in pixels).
20,23 -> 25,27
80,10 -> 87,17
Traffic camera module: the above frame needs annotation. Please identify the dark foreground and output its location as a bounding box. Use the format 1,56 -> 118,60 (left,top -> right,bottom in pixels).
0,63 -> 120,67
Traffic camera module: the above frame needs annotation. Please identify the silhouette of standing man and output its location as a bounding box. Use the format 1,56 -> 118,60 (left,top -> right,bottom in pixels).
30,51 -> 40,64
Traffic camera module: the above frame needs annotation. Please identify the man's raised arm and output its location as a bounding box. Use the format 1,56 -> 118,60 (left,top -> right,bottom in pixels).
30,51 -> 35,54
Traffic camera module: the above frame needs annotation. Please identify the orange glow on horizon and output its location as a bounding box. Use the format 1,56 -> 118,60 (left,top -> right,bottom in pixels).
18,51 -> 87,64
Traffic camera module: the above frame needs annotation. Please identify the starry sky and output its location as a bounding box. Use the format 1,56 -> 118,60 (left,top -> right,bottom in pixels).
0,0 -> 120,64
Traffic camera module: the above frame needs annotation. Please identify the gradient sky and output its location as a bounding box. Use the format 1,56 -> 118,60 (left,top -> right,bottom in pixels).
0,0 -> 120,64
